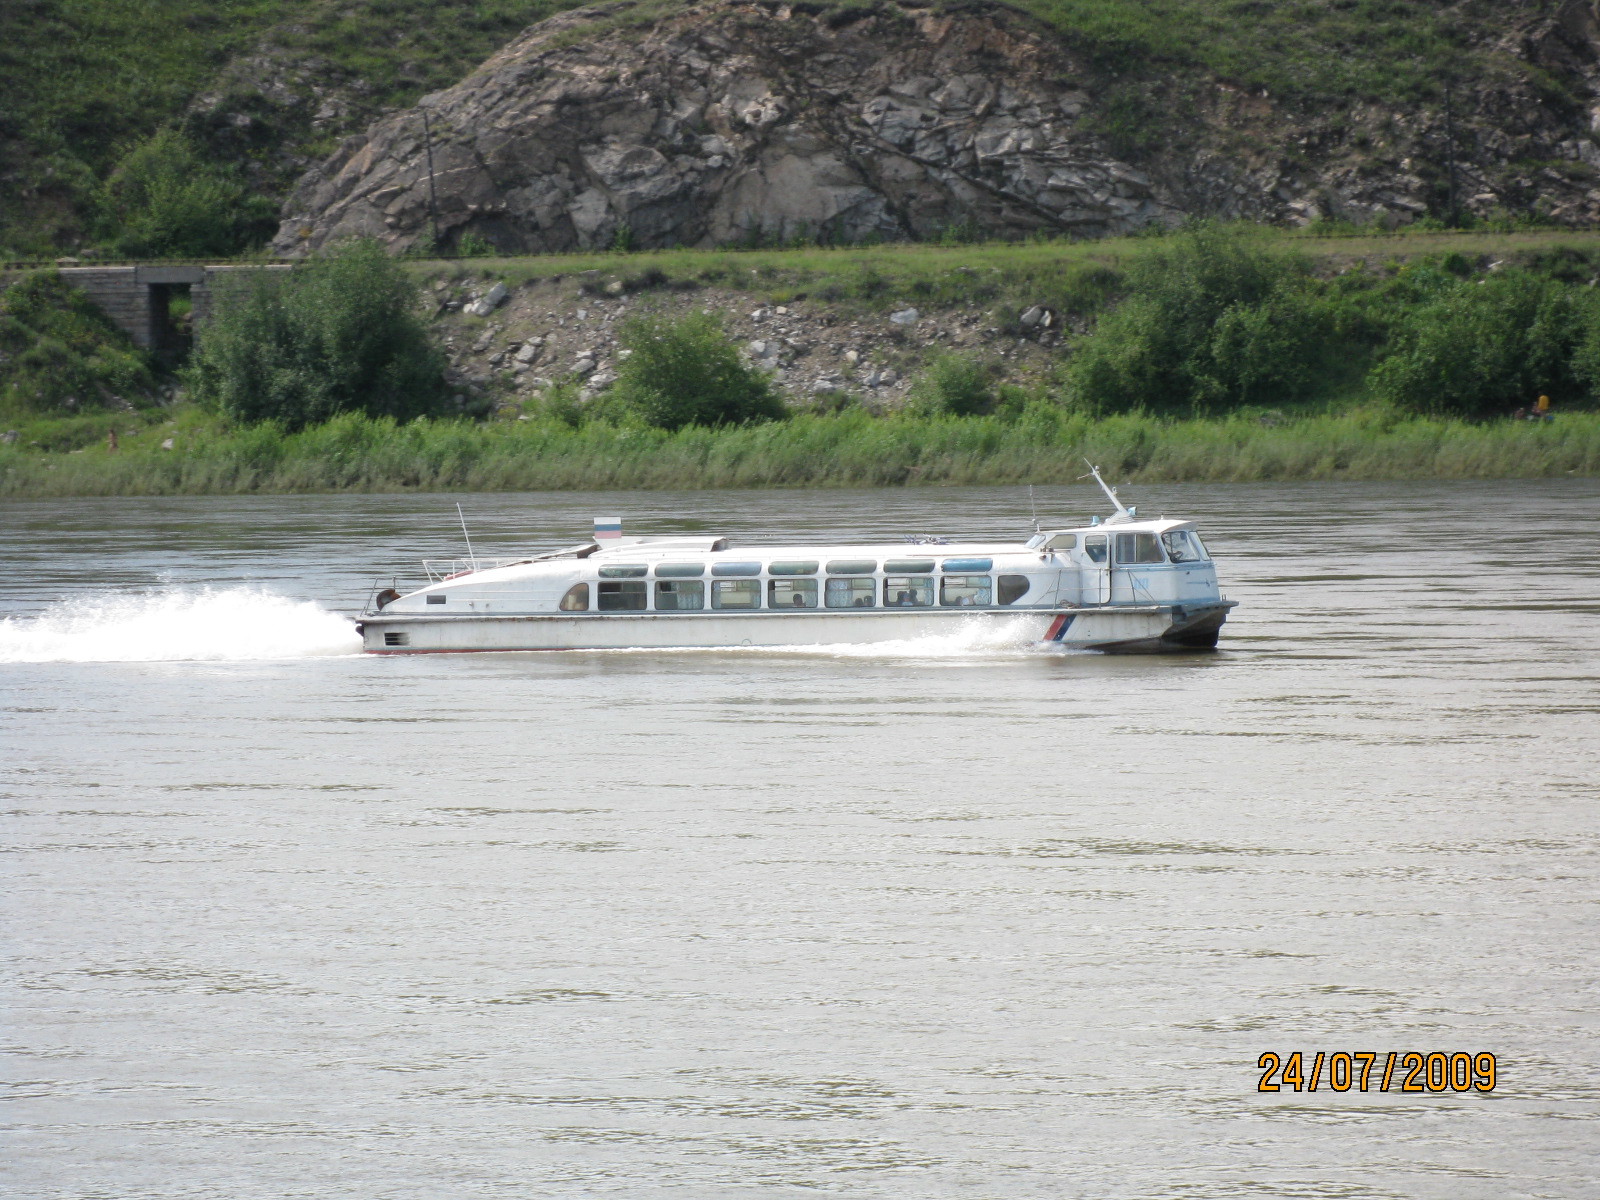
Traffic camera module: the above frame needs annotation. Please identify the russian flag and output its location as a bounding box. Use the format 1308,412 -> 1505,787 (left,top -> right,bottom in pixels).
594,517 -> 622,540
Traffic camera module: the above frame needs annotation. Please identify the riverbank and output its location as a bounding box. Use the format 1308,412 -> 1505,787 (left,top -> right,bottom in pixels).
3,408 -> 1595,497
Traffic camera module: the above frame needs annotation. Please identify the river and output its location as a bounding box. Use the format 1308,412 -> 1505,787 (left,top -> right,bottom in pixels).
3,481 -> 1597,1199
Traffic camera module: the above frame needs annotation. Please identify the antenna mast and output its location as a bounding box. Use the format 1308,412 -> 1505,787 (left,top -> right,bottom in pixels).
1028,485 -> 1040,532
1079,461 -> 1131,520
456,502 -> 478,571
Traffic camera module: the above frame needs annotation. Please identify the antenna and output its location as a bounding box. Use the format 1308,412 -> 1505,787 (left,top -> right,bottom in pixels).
456,501 -> 478,571
1028,485 -> 1040,532
1078,460 -> 1131,521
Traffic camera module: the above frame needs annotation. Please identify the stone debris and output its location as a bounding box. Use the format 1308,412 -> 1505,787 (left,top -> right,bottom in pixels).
464,282 -> 508,316
889,308 -> 920,325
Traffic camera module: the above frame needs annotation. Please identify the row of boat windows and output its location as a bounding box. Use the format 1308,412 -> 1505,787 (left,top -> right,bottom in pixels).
594,557 -> 996,579
559,574 -> 1033,612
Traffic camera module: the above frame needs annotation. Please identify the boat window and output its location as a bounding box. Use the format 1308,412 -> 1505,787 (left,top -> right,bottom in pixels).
559,583 -> 589,611
1161,531 -> 1208,562
1083,534 -> 1108,564
655,562 -> 705,578
597,580 -> 647,611
655,580 -> 704,610
997,575 -> 1031,605
711,579 -> 762,609
598,564 -> 648,578
884,559 -> 935,573
884,576 -> 934,607
770,579 -> 818,608
426,594 -> 447,604
768,560 -> 819,576
826,577 -> 876,608
941,575 -> 992,606
711,561 -> 762,577
1114,532 -> 1165,565
825,559 -> 876,575
942,557 -> 993,572
1044,534 -> 1077,550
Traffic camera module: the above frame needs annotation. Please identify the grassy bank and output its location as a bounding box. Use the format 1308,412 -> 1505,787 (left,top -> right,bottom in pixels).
4,408 -> 1596,498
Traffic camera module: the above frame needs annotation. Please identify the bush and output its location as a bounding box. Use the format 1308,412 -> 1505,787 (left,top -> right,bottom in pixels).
184,239 -> 451,429
1371,270 -> 1592,417
1064,224 -> 1332,414
98,130 -> 278,259
609,310 -> 785,430
907,352 -> 997,416
0,272 -> 155,413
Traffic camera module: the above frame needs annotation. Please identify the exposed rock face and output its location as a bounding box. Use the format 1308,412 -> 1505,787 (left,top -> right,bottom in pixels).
274,0 -> 1600,256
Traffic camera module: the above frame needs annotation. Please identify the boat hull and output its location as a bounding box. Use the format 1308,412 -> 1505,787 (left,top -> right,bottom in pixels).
358,602 -> 1235,655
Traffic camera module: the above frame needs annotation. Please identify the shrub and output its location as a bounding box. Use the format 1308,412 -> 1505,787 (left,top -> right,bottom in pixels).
907,352 -> 997,416
1371,270 -> 1592,417
609,311 -> 785,430
97,130 -> 278,259
0,272 -> 155,413
1064,224 -> 1332,414
184,239 -> 451,429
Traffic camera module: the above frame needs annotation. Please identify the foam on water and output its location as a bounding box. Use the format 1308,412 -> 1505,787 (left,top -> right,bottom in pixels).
0,588 -> 362,663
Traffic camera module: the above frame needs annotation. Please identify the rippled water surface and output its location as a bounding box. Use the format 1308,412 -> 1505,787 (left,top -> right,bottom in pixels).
3,481 -> 1598,1199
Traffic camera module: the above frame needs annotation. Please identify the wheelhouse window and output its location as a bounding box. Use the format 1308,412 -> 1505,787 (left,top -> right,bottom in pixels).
826,577 -> 876,608
884,577 -> 934,607
1161,531 -> 1208,562
1114,532 -> 1165,565
1083,534 -> 1108,563
997,575 -> 1031,605
711,579 -> 762,609
655,562 -> 705,578
768,560 -> 818,576
559,583 -> 589,611
770,579 -> 818,608
655,580 -> 704,610
711,561 -> 762,577
1044,533 -> 1077,550
597,580 -> 647,611
598,564 -> 648,578
825,559 -> 876,575
941,575 -> 992,606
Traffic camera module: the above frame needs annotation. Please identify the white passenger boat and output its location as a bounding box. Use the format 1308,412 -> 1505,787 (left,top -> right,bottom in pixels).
357,471 -> 1236,655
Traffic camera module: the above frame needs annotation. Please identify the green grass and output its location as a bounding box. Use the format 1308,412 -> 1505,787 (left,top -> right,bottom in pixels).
5,407 -> 1596,497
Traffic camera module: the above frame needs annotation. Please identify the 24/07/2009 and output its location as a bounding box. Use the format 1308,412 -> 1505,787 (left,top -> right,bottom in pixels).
1257,1051 -> 1496,1093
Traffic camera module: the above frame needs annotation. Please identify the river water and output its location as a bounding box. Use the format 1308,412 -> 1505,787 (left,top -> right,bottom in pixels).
3,481 -> 1597,1199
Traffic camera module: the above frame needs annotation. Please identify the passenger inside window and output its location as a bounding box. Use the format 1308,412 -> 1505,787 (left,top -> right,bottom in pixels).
559,583 -> 589,611
597,580 -> 647,611
770,579 -> 818,608
655,580 -> 704,610
940,575 -> 992,606
997,575 -> 1031,605
826,577 -> 876,608
884,576 -> 934,606
711,579 -> 762,609
1083,535 -> 1108,564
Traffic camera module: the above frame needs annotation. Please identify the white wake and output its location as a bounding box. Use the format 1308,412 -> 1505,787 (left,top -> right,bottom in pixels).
0,588 -> 362,663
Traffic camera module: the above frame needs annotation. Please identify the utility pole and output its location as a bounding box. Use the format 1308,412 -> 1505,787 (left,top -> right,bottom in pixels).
421,108 -> 441,253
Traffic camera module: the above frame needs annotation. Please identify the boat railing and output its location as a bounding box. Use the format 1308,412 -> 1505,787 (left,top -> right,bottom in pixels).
422,557 -> 531,582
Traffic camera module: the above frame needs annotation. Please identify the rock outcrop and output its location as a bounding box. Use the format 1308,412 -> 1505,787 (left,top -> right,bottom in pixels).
274,0 -> 1600,256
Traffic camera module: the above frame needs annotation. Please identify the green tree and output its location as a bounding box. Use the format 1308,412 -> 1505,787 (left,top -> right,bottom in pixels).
610,310 -> 785,430
1371,270 -> 1590,416
1064,224 -> 1330,414
185,239 -> 450,429
98,130 -> 277,259
906,352 -> 996,416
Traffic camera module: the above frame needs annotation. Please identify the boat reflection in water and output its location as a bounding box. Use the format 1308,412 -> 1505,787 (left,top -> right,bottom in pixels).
358,469 -> 1237,655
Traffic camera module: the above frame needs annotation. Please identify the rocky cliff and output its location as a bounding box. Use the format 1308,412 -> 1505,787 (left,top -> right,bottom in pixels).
275,0 -> 1600,255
